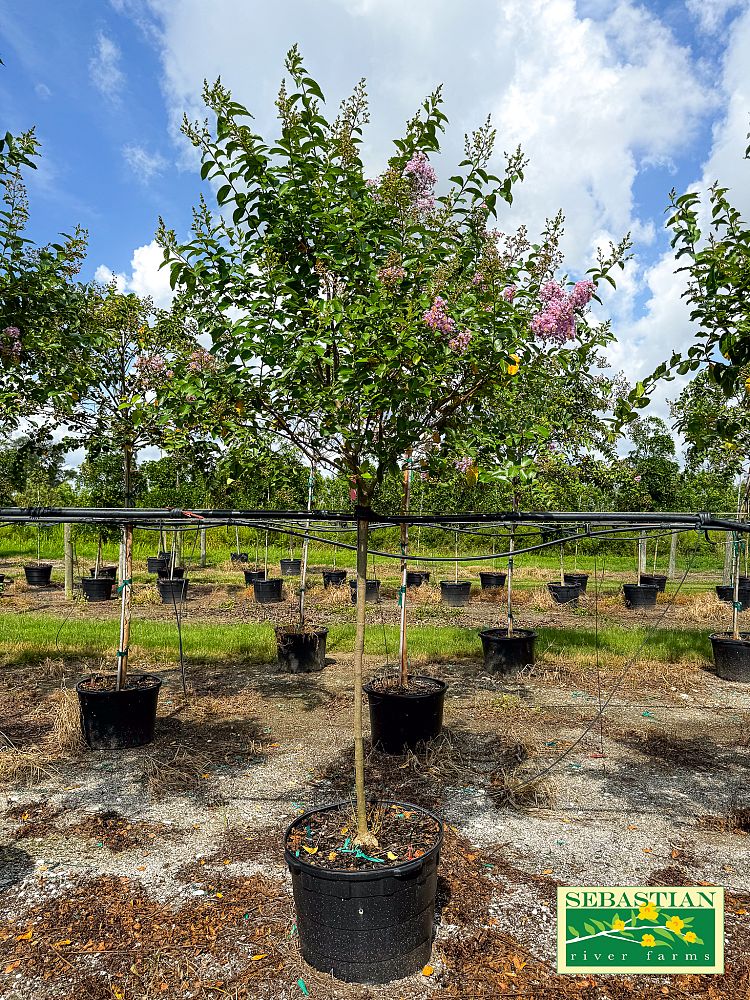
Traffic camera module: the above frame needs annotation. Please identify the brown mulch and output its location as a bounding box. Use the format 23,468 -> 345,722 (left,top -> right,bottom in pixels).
68,810 -> 177,853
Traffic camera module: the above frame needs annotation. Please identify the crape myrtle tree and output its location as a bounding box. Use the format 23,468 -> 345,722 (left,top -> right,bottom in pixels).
158,47 -> 628,846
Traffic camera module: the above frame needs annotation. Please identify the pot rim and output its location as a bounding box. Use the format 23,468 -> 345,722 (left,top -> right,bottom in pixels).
709,631 -> 750,645
284,798 -> 443,880
363,674 -> 447,697
439,580 -> 471,588
623,583 -> 658,592
275,625 -> 329,638
76,672 -> 162,695
24,563 -> 53,569
479,627 -> 537,641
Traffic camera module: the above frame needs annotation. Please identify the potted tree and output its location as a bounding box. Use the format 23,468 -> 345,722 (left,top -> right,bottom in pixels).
159,48 -> 628,981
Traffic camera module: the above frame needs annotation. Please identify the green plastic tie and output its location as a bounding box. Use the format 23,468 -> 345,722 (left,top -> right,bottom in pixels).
733,601 -> 744,611
354,849 -> 385,863
116,648 -> 129,658
117,578 -> 133,594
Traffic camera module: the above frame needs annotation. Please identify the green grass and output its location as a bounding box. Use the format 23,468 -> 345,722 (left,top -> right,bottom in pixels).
0,612 -> 713,666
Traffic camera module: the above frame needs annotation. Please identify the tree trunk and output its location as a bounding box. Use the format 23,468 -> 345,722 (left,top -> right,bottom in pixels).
398,460 -> 411,688
200,527 -> 207,568
732,534 -> 741,641
668,531 -> 677,578
353,502 -> 377,848
117,446 -> 134,690
299,465 -> 315,629
64,523 -> 73,600
723,532 -> 732,585
638,532 -> 646,577
559,541 -> 564,586
95,535 -> 102,578
507,526 -> 515,637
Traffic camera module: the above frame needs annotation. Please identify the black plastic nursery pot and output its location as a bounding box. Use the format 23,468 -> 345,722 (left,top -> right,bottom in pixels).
284,800 -> 443,984
479,628 -> 536,675
23,564 -> 52,586
276,627 -> 328,673
323,569 -> 347,588
89,566 -> 117,579
80,576 -> 114,602
715,585 -> 750,611
230,552 -> 249,563
406,570 -> 431,587
158,550 -> 171,561
147,556 -> 168,575
157,578 -> 189,603
479,571 -> 506,590
254,577 -> 284,603
709,632 -> 750,683
77,674 -> 162,750
739,576 -> 750,589
439,580 -> 471,607
563,572 -> 589,594
623,583 -> 658,609
547,582 -> 580,606
639,573 -> 667,593
349,579 -> 381,604
281,558 -> 302,576
243,569 -> 266,585
364,675 -> 447,754
157,566 -> 185,580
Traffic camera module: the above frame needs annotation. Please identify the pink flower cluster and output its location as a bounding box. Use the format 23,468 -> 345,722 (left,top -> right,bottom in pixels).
530,279 -> 596,343
471,272 -> 485,287
503,285 -> 517,302
378,264 -> 407,285
448,330 -> 472,353
1,326 -> 21,360
187,348 -> 217,373
454,456 -> 474,474
403,151 -> 437,214
423,296 -> 456,335
136,354 -> 167,375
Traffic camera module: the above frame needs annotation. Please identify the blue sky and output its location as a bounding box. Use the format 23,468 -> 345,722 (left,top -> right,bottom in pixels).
2,0 -> 750,424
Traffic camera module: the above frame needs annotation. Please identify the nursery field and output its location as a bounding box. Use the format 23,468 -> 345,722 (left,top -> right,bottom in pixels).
1,547 -> 750,1000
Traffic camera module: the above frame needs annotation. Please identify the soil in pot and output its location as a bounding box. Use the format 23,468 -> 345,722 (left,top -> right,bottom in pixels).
563,572 -> 588,593
323,569 -> 347,587
285,800 -> 442,983
146,556 -> 167,575
710,632 -> 750,683
364,675 -> 446,754
715,585 -> 750,611
23,564 -> 52,586
244,569 -> 266,585
230,552 -> 249,563
275,626 -> 328,673
639,573 -> 667,592
479,628 -> 536,674
157,578 -> 189,603
89,566 -> 117,579
280,558 -> 302,576
440,580 -> 471,607
254,577 -> 283,603
80,576 -> 114,602
547,582 -> 580,606
349,579 -> 381,603
623,583 -> 658,609
479,571 -> 506,590
76,674 -> 162,750
157,566 -> 185,579
406,570 -> 431,587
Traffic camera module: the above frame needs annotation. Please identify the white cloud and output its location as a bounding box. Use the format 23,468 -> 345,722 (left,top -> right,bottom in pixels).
89,30 -> 125,101
122,143 -> 168,181
95,241 -> 173,308
34,82 -> 51,100
685,0 -> 747,34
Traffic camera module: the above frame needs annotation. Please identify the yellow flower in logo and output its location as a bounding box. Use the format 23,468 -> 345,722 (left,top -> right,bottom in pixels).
665,915 -> 685,933
640,934 -> 656,947
612,917 -> 626,931
507,354 -> 520,375
638,902 -> 659,921
684,931 -> 698,943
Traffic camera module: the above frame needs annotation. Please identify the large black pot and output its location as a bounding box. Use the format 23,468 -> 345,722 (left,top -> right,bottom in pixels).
564,572 -> 589,594
623,583 -> 658,609
323,569 -> 347,588
479,628 -> 536,674
479,571 -> 506,590
147,556 -> 168,575
231,552 -> 249,563
254,577 -> 284,603
406,570 -> 431,587
709,632 -> 750,683
80,577 -> 114,602
547,582 -> 580,606
157,566 -> 185,580
276,627 -> 328,673
639,573 -> 667,593
440,581 -> 471,607
24,564 -> 52,586
244,569 -> 266,585
364,675 -> 447,754
158,550 -> 171,561
349,579 -> 381,604
281,558 -> 302,576
77,674 -> 162,750
715,585 -> 750,611
739,576 -> 750,589
89,566 -> 117,579
285,800 -> 442,983
157,578 -> 189,603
